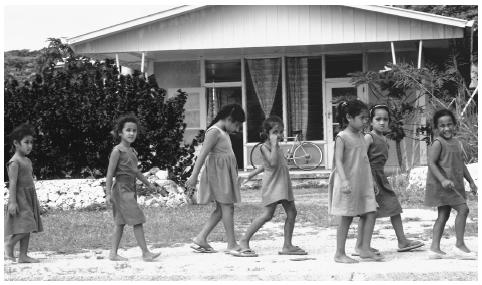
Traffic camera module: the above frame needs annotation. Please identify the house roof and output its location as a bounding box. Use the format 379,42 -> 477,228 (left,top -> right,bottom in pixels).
67,5 -> 470,45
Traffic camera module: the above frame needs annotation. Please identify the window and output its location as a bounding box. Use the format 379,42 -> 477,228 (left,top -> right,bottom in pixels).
205,60 -> 241,83
286,57 -> 324,140
325,54 -> 363,78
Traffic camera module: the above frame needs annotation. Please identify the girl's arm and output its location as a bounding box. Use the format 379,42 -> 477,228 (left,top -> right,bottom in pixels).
260,135 -> 280,168
247,166 -> 265,180
7,161 -> 19,215
136,170 -> 153,188
428,140 -> 453,189
462,164 -> 477,194
334,136 -> 351,194
186,129 -> 220,187
105,149 -> 120,202
364,133 -> 373,148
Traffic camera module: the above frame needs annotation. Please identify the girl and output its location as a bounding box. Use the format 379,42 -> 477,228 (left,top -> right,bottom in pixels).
105,115 -> 160,262
425,109 -> 477,260
328,100 -> 383,263
235,116 -> 307,257
4,124 -> 43,263
186,104 -> 245,254
354,105 -> 424,256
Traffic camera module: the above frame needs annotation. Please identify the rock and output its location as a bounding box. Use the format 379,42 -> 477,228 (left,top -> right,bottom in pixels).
155,170 -> 169,180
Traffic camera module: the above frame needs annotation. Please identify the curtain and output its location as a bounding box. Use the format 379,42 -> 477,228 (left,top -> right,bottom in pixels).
206,88 -> 219,126
286,57 -> 309,138
246,58 -> 281,118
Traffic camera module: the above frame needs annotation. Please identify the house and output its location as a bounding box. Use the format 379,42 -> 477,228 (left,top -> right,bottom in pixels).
67,5 -> 474,171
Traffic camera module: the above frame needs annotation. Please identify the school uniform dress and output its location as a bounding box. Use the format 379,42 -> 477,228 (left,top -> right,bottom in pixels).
328,130 -> 377,216
198,126 -> 241,204
367,131 -> 403,218
4,158 -> 43,236
111,145 -> 146,225
425,137 -> 466,207
259,143 -> 294,206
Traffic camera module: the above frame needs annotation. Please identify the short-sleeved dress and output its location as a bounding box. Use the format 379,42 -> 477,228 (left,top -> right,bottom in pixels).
425,137 -> 466,207
110,145 -> 146,226
259,143 -> 294,206
4,157 -> 43,236
198,126 -> 241,204
367,131 -> 403,218
328,130 -> 377,217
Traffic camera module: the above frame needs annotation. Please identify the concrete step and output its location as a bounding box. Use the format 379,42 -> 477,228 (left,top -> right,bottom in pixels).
239,169 -> 330,190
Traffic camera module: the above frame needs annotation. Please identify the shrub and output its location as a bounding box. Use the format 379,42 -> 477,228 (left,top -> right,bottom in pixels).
4,38 -> 198,184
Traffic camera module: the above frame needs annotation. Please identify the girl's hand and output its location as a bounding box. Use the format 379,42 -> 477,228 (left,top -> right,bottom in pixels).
470,182 -> 478,196
269,134 -> 278,146
341,180 -> 351,194
7,202 -> 19,216
441,179 -> 455,190
186,176 -> 197,189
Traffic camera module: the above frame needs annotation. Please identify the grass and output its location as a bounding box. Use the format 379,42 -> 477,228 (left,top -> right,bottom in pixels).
25,200 -> 328,254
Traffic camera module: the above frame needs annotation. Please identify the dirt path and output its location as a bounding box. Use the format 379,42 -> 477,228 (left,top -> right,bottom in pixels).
4,207 -> 477,281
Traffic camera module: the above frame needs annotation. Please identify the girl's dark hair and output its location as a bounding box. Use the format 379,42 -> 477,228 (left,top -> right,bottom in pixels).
207,104 -> 245,129
111,114 -> 140,139
260,116 -> 283,141
433,108 -> 457,128
369,104 -> 390,121
336,99 -> 368,128
9,123 -> 35,144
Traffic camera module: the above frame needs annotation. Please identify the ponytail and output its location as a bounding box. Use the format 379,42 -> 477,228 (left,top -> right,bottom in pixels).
336,99 -> 368,129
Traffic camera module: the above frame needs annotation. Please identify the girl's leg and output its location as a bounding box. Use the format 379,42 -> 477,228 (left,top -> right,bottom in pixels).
133,224 -> 160,261
430,206 -> 451,254
359,212 -> 382,260
354,217 -> 379,254
110,224 -> 128,261
219,203 -> 239,250
239,204 -> 277,250
452,203 -> 471,252
193,202 -> 222,247
5,233 -> 28,259
18,234 -> 39,263
334,216 -> 358,263
390,214 -> 420,248
280,200 -> 300,252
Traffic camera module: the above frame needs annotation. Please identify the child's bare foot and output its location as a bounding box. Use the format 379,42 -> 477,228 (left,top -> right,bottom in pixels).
455,243 -> 471,253
428,249 -> 447,259
239,240 -> 250,251
142,251 -> 161,262
334,253 -> 358,263
430,248 -> 446,255
353,246 -> 380,256
4,243 -> 15,261
109,253 -> 128,261
18,255 -> 40,263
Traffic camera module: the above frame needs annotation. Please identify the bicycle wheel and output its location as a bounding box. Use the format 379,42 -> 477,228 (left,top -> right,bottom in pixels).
293,142 -> 323,170
249,142 -> 264,169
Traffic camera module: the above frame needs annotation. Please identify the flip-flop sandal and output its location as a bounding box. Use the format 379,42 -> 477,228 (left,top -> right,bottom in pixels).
351,249 -> 381,257
190,244 -> 217,253
279,247 -> 308,255
397,241 -> 425,252
229,248 -> 258,257
359,254 -> 385,262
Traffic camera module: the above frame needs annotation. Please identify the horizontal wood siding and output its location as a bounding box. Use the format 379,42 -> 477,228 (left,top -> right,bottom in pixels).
73,5 -> 465,54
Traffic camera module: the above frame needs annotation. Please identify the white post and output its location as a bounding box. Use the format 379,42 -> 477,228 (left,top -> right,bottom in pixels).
141,52 -> 145,73
390,42 -> 397,65
281,56 -> 288,139
417,40 -> 423,69
115,53 -> 121,76
241,57 -> 248,170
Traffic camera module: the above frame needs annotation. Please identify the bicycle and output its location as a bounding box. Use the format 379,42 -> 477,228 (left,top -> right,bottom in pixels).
249,130 -> 323,171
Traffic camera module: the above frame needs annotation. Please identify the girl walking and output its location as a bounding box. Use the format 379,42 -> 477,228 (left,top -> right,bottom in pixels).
354,105 -> 424,256
425,109 -> 477,259
186,104 -> 245,254
4,124 -> 43,263
235,116 -> 307,257
105,115 -> 160,262
328,100 -> 383,263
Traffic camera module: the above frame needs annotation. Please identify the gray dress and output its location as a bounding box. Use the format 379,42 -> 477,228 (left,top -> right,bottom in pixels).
425,137 -> 466,207
367,131 -> 403,218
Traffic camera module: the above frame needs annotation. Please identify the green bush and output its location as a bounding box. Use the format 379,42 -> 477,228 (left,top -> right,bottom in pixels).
4,39 -> 198,184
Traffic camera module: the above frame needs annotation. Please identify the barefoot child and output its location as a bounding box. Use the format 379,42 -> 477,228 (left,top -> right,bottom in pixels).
235,116 -> 307,257
425,109 -> 477,259
354,105 -> 424,256
186,104 -> 245,254
105,115 -> 160,262
328,100 -> 383,263
4,124 -> 43,263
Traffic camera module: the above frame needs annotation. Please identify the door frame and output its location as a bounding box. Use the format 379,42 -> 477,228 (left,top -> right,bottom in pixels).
324,79 -> 368,169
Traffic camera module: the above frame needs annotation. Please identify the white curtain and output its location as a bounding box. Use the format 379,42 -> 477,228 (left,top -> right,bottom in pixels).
286,57 -> 309,138
246,58 -> 281,118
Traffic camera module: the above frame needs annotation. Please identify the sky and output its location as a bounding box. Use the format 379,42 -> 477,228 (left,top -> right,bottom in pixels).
4,5 -> 176,51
